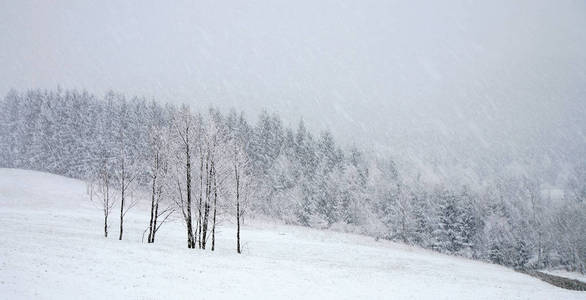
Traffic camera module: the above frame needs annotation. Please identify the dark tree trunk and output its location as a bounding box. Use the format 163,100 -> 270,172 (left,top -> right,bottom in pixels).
201,155 -> 211,249
201,200 -> 210,249
211,161 -> 217,251
104,175 -> 110,238
185,128 -> 195,249
104,214 -> 108,238
119,159 -> 125,241
151,199 -> 159,242
235,163 -> 241,254
148,155 -> 157,243
198,154 -> 203,248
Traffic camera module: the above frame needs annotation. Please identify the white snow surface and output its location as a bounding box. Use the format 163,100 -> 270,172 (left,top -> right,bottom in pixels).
0,168 -> 583,299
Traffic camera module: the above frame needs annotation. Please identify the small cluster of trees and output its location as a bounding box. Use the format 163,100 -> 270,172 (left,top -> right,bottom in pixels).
0,88 -> 584,271
158,105 -> 251,251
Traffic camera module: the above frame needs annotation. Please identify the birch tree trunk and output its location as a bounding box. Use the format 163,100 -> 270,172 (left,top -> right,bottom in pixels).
119,158 -> 125,241
185,126 -> 195,249
235,161 -> 241,254
211,161 -> 217,251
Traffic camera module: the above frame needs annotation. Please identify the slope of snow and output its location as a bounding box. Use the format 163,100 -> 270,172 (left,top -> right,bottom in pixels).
0,168 -> 583,299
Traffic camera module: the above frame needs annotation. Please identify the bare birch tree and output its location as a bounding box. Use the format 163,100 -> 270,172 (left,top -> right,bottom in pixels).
172,105 -> 197,248
145,118 -> 175,243
96,160 -> 115,238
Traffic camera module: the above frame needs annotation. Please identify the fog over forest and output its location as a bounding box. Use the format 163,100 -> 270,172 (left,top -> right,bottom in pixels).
1,0 -> 585,189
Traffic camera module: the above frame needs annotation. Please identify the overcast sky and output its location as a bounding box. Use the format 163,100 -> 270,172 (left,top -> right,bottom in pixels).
1,0 -> 585,184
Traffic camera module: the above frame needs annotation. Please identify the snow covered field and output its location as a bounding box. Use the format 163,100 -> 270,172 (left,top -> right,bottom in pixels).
0,168 -> 583,299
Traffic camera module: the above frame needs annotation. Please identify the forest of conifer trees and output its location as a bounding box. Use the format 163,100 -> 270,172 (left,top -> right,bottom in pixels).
0,88 -> 584,272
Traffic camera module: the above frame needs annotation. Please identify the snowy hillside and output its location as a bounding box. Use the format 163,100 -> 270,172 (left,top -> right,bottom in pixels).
0,168 -> 582,299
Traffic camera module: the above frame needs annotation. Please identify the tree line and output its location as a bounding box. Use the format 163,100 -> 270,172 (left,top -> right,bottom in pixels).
0,88 -> 584,271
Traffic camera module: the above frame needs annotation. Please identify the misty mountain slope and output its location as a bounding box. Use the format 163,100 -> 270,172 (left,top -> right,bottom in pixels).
0,168 -> 582,299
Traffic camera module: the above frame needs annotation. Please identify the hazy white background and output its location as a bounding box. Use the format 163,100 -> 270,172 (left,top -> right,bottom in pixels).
1,0 -> 585,185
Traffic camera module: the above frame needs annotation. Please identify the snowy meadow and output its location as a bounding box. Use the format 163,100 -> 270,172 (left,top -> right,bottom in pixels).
0,169 -> 584,299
